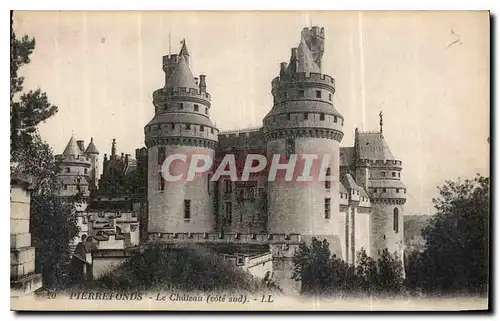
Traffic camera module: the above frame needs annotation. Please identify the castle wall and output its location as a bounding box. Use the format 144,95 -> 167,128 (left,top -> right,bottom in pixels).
148,146 -> 215,233
266,138 -> 341,239
370,202 -> 404,259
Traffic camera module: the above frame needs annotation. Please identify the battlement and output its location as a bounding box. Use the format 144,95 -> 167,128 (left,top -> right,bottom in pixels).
147,232 -> 303,244
162,54 -> 179,72
272,72 -> 335,89
55,154 -> 92,164
301,26 -> 325,38
153,87 -> 211,102
356,158 -> 403,168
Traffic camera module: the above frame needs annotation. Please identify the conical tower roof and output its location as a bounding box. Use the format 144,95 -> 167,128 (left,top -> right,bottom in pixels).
84,137 -> 99,154
166,55 -> 197,89
297,36 -> 320,73
179,39 -> 190,57
62,135 -> 81,156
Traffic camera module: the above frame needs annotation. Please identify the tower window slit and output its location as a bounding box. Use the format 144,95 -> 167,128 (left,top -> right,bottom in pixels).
184,200 -> 191,219
393,208 -> 399,233
324,198 -> 331,219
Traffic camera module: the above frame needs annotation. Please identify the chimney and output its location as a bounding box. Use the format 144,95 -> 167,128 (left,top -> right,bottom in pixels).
77,140 -> 85,152
280,62 -> 288,77
199,75 -> 207,92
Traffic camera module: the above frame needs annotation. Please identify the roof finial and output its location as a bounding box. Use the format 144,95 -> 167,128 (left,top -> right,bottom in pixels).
379,110 -> 384,136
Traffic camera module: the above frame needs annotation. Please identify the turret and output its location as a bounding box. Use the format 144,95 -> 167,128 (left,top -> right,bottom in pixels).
354,116 -> 406,263
55,134 -> 92,198
145,39 -> 219,235
301,26 -> 325,69
84,137 -> 100,191
262,26 -> 343,294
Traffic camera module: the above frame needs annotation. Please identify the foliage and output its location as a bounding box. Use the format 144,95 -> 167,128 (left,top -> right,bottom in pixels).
292,238 -> 404,297
405,175 -> 489,294
97,245 -> 279,293
11,30 -> 79,289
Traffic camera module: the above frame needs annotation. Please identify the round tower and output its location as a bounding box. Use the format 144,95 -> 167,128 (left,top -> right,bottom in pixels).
145,40 -> 219,234
55,135 -> 92,198
354,114 -> 406,262
84,137 -> 99,192
263,28 -> 344,245
367,158 -> 406,261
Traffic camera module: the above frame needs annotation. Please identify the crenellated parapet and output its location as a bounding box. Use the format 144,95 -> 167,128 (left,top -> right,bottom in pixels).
153,87 -> 211,108
147,232 -> 304,245
271,72 -> 335,92
356,158 -> 403,169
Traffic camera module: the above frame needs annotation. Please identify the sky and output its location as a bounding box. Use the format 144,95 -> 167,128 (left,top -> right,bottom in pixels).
13,11 -> 490,215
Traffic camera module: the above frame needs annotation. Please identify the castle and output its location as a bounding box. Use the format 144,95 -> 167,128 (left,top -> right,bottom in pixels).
55,26 -> 406,293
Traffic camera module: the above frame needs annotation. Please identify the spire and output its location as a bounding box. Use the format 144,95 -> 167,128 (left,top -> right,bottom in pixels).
62,134 -> 81,156
179,38 -> 190,58
84,137 -> 99,155
166,55 -> 197,89
296,36 -> 320,73
379,111 -> 384,136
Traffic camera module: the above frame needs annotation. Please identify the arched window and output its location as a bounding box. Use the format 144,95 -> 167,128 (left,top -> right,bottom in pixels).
393,208 -> 399,233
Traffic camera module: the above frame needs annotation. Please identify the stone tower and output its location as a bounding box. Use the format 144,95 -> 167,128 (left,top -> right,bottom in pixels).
84,137 -> 100,192
262,27 -> 344,293
354,116 -> 406,262
145,40 -> 219,234
55,135 -> 92,198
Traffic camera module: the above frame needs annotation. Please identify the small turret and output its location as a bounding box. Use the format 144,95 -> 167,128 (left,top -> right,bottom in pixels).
199,75 -> 207,92
111,138 -> 117,157
84,137 -> 99,155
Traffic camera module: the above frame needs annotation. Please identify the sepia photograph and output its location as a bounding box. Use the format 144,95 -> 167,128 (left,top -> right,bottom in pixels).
9,10 -> 490,311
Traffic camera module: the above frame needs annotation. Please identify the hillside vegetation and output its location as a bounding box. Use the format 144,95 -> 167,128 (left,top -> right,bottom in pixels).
96,245 -> 279,293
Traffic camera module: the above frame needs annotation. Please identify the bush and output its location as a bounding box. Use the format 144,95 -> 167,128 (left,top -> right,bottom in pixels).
96,245 -> 278,293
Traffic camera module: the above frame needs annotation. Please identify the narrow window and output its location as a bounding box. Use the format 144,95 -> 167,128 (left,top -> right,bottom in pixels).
158,146 -> 166,165
328,93 -> 332,101
286,138 -> 295,158
393,208 -> 399,233
392,172 -> 396,177
298,90 -> 305,98
64,185 -> 68,190
179,103 -> 184,109
84,168 -> 88,174
184,200 -> 191,219
383,188 -> 387,193
382,172 -> 386,177
211,128 -> 214,134
396,188 -> 400,193
304,113 -> 309,120
186,124 -> 191,130
205,107 -> 208,114
398,172 -> 401,178
287,113 -> 291,120
207,174 -> 211,194
316,90 -> 321,98
325,167 -> 331,189
171,123 -> 175,129
283,92 -> 288,99
194,104 -> 199,111
159,174 -> 165,191
225,180 -> 232,194
320,113 -> 325,121
200,125 -> 205,131
324,198 -> 331,219
334,116 -> 338,123
66,168 -> 70,173
226,201 -> 232,224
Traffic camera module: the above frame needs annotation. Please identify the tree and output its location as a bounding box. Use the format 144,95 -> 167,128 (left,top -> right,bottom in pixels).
415,175 -> 489,294
11,29 -> 79,289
